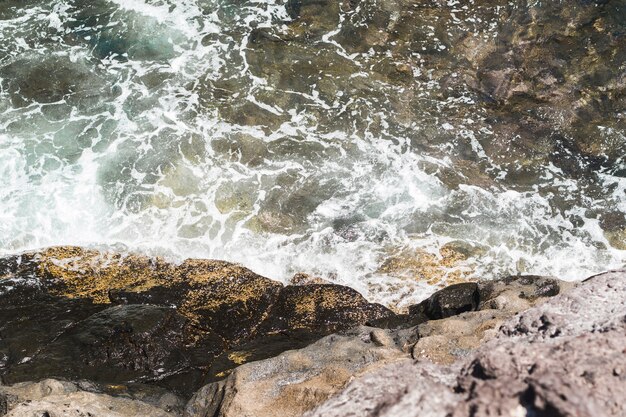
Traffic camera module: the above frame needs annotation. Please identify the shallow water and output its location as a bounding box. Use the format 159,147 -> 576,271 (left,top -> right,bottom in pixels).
1,0 -> 625,308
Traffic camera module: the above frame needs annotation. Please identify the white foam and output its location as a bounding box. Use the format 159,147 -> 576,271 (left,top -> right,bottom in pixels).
0,0 -> 624,309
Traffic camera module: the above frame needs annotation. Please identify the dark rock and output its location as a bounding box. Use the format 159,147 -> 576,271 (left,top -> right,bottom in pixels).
258,284 -> 392,334
409,282 -> 479,320
4,304 -> 221,397
0,54 -> 109,109
0,247 -> 395,399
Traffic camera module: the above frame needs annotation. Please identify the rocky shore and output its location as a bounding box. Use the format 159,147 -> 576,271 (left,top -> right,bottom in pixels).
0,247 -> 624,416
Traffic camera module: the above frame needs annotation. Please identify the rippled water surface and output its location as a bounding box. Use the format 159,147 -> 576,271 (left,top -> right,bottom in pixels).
1,0 -> 625,307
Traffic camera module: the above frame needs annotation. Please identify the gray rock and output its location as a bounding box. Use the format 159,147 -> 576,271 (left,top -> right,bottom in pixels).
0,379 -> 179,417
453,329 -> 626,417
302,359 -> 459,417
498,270 -> 626,340
186,274 -> 573,416
184,327 -> 405,417
401,275 -> 574,364
305,271 -> 626,417
452,270 -> 626,417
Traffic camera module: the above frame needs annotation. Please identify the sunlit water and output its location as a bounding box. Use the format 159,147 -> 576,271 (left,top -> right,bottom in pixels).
0,0 -> 624,308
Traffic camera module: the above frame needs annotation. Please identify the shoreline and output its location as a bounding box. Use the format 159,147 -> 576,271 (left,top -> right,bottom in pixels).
1,246 -> 623,416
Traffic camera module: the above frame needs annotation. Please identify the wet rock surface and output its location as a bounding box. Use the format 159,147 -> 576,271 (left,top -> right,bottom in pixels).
245,0 -> 626,176
0,246 -> 393,399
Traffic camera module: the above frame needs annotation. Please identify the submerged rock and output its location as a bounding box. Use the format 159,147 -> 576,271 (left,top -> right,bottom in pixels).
0,53 -> 110,109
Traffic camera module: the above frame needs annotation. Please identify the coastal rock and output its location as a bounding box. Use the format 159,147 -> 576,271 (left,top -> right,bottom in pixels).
186,274 -> 573,415
409,282 -> 479,320
0,379 -> 179,417
1,246 -> 621,417
451,270 -> 626,416
0,379 -> 181,417
305,270 -> 626,417
403,275 -> 574,364
185,327 -> 405,417
302,359 -> 459,417
0,247 -> 394,398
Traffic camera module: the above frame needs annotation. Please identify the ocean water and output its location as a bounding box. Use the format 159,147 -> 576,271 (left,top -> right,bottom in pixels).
0,0 -> 624,308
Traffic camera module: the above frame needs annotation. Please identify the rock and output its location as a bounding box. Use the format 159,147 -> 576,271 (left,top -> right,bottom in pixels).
5,392 -> 169,417
452,270 -> 626,417
377,246 -> 475,291
305,270 -> 626,417
0,247 -> 394,398
186,274 -> 573,415
288,273 -> 331,286
1,247 -> 621,416
453,329 -> 626,417
0,379 -> 181,417
402,275 -> 575,364
185,327 -> 405,417
409,272 -> 573,323
498,270 -> 625,340
369,329 -> 394,347
408,309 -> 505,365
409,282 -> 480,320
0,53 -> 110,109
256,284 -> 391,334
302,359 -> 459,417
3,304 -> 219,397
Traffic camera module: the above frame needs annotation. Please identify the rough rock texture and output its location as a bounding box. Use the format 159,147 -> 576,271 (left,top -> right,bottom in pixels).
0,246 -> 622,417
185,328 -> 404,417
185,275 -> 572,417
0,379 -> 180,417
305,270 -> 626,417
403,275 -> 575,364
303,359 -> 459,417
452,270 -> 626,417
0,247 -> 393,398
